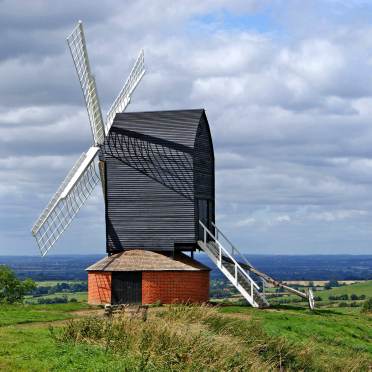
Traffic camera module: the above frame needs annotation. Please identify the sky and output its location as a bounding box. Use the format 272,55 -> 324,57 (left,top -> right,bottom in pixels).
2,0 -> 372,256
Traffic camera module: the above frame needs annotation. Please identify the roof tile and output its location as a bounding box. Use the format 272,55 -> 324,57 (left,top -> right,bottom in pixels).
86,250 -> 210,272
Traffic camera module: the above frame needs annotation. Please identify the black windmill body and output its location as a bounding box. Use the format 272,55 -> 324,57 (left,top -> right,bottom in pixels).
102,109 -> 214,254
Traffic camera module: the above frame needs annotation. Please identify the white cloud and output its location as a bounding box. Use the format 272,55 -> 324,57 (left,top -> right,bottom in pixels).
276,215 -> 291,223
307,209 -> 368,222
237,217 -> 257,227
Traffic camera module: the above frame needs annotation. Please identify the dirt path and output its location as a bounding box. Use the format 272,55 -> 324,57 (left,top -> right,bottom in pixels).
69,308 -> 103,317
5,307 -> 253,330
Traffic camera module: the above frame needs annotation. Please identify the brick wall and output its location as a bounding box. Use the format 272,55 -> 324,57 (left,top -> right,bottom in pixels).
142,271 -> 209,304
88,271 -> 112,305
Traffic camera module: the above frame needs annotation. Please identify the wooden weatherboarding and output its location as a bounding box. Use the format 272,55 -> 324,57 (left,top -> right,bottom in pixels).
31,21 -> 314,309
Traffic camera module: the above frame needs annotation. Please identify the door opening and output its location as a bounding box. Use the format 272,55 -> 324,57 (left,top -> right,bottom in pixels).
111,271 -> 142,304
197,199 -> 214,239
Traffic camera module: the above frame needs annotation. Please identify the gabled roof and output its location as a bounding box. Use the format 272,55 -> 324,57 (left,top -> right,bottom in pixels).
86,249 -> 210,272
111,109 -> 205,148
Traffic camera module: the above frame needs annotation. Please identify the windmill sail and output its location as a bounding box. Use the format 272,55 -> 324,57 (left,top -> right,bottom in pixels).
105,49 -> 145,134
32,21 -> 146,256
67,21 -> 105,145
31,147 -> 100,256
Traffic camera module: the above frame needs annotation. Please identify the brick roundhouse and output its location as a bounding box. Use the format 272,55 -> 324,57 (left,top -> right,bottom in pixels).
87,250 -> 210,305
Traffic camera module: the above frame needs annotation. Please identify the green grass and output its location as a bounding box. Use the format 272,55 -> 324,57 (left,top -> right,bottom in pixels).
0,303 -> 129,371
315,280 -> 372,300
57,304 -> 371,371
219,304 -> 372,365
270,280 -> 372,306
0,327 -> 137,371
35,280 -> 86,287
26,279 -> 88,304
0,303 -> 89,327
56,305 -> 302,370
0,302 -> 371,371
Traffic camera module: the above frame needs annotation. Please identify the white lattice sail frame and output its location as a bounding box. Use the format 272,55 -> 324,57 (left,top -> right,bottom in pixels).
105,49 -> 145,133
31,20 -> 145,256
67,21 -> 105,145
31,147 -> 100,256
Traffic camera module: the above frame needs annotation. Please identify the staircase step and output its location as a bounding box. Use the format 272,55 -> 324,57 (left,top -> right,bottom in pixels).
197,239 -> 267,308
198,221 -> 313,309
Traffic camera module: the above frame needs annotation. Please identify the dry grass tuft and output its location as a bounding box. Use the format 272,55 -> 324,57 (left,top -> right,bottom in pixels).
53,304 -> 371,371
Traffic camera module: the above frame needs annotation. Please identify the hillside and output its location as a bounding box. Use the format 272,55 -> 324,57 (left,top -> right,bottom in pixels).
315,280 -> 372,300
0,265 -> 371,370
267,280 -> 372,309
0,302 -> 370,371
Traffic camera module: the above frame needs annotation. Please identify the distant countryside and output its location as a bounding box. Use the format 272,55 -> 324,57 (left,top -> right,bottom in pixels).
2,254 -> 371,306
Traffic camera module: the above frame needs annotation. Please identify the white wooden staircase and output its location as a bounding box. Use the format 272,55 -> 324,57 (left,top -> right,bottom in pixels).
197,221 -> 314,309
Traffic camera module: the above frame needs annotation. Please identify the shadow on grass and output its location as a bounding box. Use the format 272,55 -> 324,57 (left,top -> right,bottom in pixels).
214,301 -> 350,317
266,303 -> 352,316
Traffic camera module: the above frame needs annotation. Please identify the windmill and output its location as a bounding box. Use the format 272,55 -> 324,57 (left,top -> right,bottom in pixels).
31,22 -> 314,310
31,21 -> 145,256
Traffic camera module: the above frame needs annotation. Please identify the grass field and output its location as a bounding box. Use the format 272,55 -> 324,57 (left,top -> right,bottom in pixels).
0,327 -> 136,371
315,280 -> 372,300
0,300 -> 370,371
35,280 -> 87,287
25,291 -> 87,303
0,303 -> 134,371
268,280 -> 372,307
24,280 -> 88,304
219,305 -> 372,359
0,281 -> 371,370
0,303 -> 89,327
283,280 -> 366,286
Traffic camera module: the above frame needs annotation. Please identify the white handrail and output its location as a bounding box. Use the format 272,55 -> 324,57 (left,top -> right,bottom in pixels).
199,220 -> 260,291
211,221 -> 254,269
204,221 -> 311,305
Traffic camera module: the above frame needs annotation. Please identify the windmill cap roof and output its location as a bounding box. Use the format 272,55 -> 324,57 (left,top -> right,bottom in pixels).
86,250 -> 210,272
109,109 -> 206,148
